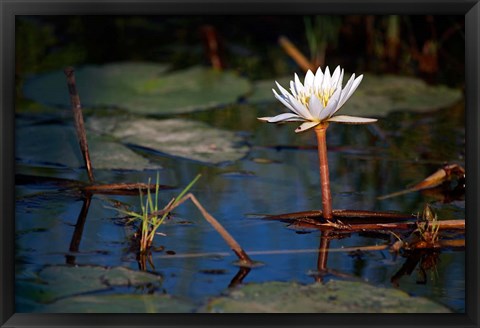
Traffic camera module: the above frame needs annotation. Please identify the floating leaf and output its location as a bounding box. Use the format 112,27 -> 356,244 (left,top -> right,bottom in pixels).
23,62 -> 170,109
87,117 -> 249,165
200,280 -> 451,313
16,265 -> 163,304
23,63 -> 251,115
249,74 -> 462,116
15,124 -> 161,170
341,74 -> 463,116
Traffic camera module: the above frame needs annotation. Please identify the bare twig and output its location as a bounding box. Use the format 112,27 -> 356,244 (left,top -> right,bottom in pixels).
262,209 -> 416,222
261,209 -> 464,232
150,192 -> 254,266
64,67 -> 95,183
83,182 -> 173,195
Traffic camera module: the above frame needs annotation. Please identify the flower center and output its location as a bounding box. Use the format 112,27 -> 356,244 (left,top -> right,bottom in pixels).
316,88 -> 336,108
297,87 -> 336,109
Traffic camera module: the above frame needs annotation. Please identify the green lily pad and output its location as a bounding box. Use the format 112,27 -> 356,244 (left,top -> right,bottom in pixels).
342,74 -> 463,116
39,294 -> 196,313
249,74 -> 462,116
23,63 -> 251,115
17,265 -> 163,304
200,280 -> 452,313
15,123 -> 161,171
87,117 -> 250,164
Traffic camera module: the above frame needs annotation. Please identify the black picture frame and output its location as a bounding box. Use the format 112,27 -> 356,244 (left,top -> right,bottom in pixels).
1,0 -> 479,327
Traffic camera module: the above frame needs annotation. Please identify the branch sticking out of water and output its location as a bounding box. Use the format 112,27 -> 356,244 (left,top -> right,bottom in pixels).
378,164 -> 465,200
155,192 -> 255,267
64,67 -> 95,183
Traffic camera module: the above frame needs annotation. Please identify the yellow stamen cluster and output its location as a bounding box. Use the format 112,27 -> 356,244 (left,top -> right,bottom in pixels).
297,92 -> 310,107
297,87 -> 336,110
315,88 -> 335,108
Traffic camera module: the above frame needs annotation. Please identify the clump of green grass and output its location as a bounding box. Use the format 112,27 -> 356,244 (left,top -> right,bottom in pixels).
115,173 -> 201,254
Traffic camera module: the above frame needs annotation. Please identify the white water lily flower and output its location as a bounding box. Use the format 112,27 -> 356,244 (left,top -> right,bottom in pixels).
258,66 -> 377,133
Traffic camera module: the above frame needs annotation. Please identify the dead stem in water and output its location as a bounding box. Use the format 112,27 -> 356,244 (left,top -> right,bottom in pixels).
64,66 -> 171,195
156,192 -> 254,266
64,67 -> 95,183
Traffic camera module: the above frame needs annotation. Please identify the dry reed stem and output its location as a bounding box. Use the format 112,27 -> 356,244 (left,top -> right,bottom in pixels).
64,67 -> 95,183
83,182 -> 173,195
150,193 -> 254,266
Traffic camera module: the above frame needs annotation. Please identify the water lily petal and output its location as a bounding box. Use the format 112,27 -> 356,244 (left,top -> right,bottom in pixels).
332,68 -> 344,90
258,112 -> 304,123
272,88 -> 298,114
294,73 -> 305,93
338,74 -> 355,102
304,70 -> 315,89
331,66 -> 341,86
273,84 -> 309,120
295,121 -> 320,133
327,115 -> 377,124
288,95 -> 314,120
322,66 -> 332,91
337,74 -> 363,110
275,81 -> 293,99
309,94 -> 324,119
332,74 -> 355,116
319,87 -> 342,120
289,81 -> 298,97
314,66 -> 324,90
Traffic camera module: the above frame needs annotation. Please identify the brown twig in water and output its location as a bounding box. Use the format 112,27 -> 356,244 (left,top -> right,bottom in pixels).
150,193 -> 254,266
263,209 -> 416,222
83,182 -> 174,195
261,209 -> 464,232
64,67 -> 95,183
61,68 -> 176,195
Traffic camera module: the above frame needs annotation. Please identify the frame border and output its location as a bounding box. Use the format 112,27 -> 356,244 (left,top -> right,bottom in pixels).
1,1 -> 479,327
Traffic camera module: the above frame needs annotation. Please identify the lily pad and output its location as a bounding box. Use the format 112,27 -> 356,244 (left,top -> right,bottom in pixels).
87,117 -> 249,164
39,294 -> 196,313
249,74 -> 462,116
16,265 -> 163,304
200,280 -> 452,313
15,123 -> 161,170
23,63 -> 251,115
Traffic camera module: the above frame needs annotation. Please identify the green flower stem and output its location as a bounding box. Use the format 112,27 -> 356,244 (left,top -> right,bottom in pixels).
314,123 -> 333,220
